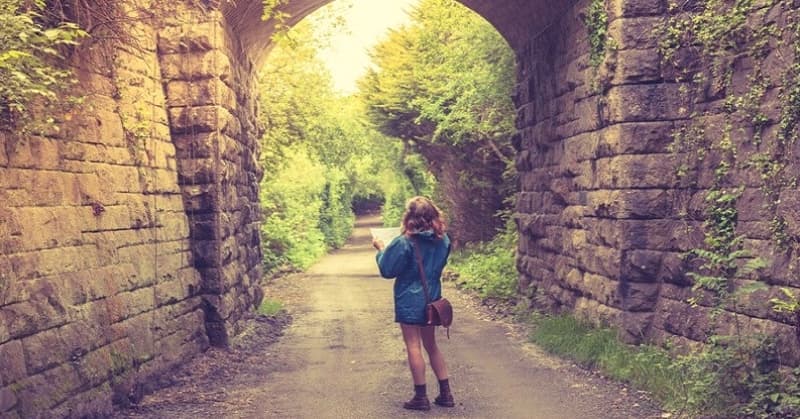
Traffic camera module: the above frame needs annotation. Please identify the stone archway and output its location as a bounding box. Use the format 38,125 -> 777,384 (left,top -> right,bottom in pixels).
157,0 -> 583,347
14,0 -> 800,415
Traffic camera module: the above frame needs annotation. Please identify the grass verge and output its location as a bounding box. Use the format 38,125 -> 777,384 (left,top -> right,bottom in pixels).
257,298 -> 284,317
528,314 -> 684,411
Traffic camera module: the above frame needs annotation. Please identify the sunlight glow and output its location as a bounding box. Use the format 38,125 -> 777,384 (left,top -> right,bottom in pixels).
311,0 -> 420,96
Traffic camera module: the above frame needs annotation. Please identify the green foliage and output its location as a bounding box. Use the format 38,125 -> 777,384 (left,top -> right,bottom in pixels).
585,0 -> 609,69
260,145 -> 329,271
448,220 -> 518,299
358,0 -> 517,242
258,20 -> 423,272
529,314 -> 800,418
257,298 -> 284,317
529,315 -> 685,407
0,0 -> 86,130
360,0 -> 515,147
671,336 -> 800,418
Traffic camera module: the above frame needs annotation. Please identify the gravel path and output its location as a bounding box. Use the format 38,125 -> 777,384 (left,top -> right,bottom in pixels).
113,215 -> 665,419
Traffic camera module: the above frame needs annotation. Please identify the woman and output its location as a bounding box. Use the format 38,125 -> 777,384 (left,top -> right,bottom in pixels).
373,196 -> 454,411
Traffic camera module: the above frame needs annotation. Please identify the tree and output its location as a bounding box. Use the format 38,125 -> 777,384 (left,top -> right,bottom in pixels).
358,0 -> 516,244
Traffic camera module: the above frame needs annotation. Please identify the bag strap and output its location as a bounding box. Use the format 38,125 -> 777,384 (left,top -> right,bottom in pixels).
410,237 -> 432,305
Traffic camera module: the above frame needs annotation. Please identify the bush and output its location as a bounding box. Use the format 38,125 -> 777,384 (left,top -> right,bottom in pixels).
447,221 -> 518,299
260,145 -> 329,271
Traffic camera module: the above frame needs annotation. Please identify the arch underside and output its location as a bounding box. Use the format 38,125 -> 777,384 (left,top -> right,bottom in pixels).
222,0 -> 580,66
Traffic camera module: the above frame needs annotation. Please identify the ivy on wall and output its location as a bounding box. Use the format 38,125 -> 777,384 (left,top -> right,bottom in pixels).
659,1 -> 800,416
0,0 -> 86,131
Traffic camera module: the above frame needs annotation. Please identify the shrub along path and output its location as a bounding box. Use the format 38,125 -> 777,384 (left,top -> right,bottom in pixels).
114,215 -> 664,418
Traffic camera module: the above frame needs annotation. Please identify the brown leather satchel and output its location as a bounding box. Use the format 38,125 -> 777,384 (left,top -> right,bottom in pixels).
412,238 -> 453,338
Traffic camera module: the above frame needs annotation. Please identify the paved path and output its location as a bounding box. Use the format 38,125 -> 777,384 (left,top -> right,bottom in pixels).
115,215 -> 663,419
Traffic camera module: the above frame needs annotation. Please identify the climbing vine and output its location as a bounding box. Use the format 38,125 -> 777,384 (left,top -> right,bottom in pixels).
0,0 -> 86,131
584,0 -> 609,69
661,1 -> 800,416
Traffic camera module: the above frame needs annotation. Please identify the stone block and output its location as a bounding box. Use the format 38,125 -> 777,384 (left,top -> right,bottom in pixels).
596,151 -> 680,188
621,249 -> 664,283
606,84 -> 683,123
612,49 -> 662,84
158,21 -> 225,54
573,297 -> 623,327
61,108 -> 126,147
11,207 -> 84,252
193,240 -> 220,270
160,50 -> 233,82
106,287 -> 155,324
0,386 -> 17,413
607,16 -> 662,50
608,0 -> 665,19
165,79 -> 237,110
582,273 -> 619,305
0,133 -> 8,166
22,327 -> 68,375
178,158 -> 218,185
14,363 -> 82,413
3,299 -> 68,340
141,168 -> 180,194
5,136 -> 59,170
4,170 -> 75,207
0,340 -> 26,386
655,298 -> 712,342
181,184 -> 219,213
47,382 -> 114,419
576,243 -> 622,278
618,311 -> 656,344
597,122 -> 674,157
586,189 -> 676,219
168,106 -> 217,135
154,276 -> 185,308
777,188 -> 800,237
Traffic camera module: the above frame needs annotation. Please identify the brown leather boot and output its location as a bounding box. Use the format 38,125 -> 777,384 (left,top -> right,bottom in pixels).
403,384 -> 431,411
434,393 -> 454,407
434,379 -> 455,407
403,394 -> 431,410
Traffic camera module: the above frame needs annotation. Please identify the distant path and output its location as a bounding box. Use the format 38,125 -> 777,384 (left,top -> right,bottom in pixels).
115,215 -> 663,418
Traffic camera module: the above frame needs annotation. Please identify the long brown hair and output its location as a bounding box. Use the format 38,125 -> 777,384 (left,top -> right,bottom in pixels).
401,196 -> 446,239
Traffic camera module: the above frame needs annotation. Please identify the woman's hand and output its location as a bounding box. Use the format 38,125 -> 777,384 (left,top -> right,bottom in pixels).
372,239 -> 385,251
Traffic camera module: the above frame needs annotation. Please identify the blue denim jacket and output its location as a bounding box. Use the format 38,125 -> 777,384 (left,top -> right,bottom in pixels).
376,231 -> 451,325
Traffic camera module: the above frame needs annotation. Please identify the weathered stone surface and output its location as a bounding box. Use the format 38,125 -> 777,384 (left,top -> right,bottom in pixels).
597,122 -> 674,157
585,189 -> 676,219
595,154 -> 680,189
608,0 -> 665,19
0,340 -> 26,386
607,16 -> 662,50
606,84 -> 684,123
5,136 -> 60,170
160,50 -> 233,82
611,49 -> 662,84
165,79 -> 237,110
158,21 -> 225,54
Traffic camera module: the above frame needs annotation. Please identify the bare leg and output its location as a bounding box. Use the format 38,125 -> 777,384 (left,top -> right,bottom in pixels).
400,324 -> 425,385
421,325 -> 448,380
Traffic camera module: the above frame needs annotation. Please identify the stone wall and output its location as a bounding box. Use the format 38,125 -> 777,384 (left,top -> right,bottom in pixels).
2,0 -> 800,416
0,3 -> 262,417
514,0 -> 800,365
158,6 -> 264,347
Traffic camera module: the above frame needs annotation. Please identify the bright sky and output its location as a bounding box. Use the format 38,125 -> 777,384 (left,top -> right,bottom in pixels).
311,0 -> 420,95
